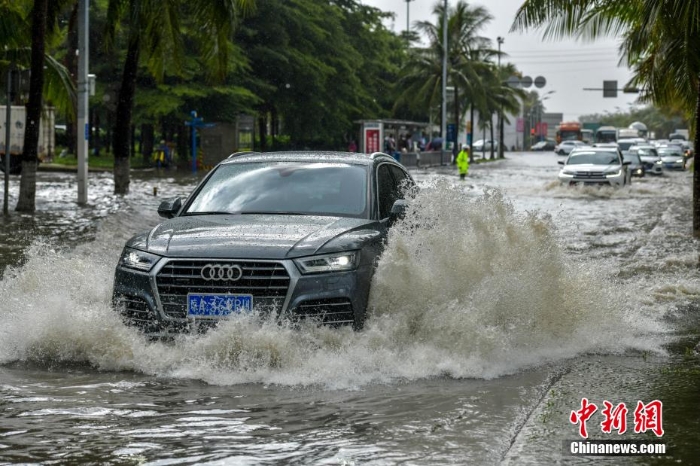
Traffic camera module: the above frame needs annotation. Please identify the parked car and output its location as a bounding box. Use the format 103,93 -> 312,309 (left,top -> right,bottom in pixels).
657,146 -> 686,170
112,151 -> 415,335
472,139 -> 498,153
555,140 -> 587,155
629,145 -> 663,175
623,152 -> 645,177
558,147 -> 631,187
531,140 -> 556,151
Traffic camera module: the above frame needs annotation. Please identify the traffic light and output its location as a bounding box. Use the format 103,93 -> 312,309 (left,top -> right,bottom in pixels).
530,128 -> 535,136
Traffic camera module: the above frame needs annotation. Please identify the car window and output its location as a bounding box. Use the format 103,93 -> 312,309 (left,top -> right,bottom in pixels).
388,165 -> 416,198
185,162 -> 369,218
567,151 -> 621,165
377,164 -> 400,219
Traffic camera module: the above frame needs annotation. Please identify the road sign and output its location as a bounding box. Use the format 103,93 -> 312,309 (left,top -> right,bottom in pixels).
521,76 -> 533,88
603,80 -> 617,98
534,76 -> 546,88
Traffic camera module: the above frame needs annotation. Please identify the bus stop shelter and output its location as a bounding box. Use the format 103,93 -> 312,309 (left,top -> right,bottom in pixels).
355,119 -> 435,154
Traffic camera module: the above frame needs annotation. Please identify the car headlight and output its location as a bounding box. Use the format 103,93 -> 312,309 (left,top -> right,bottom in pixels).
294,251 -> 359,274
655,160 -> 662,165
560,170 -> 575,176
605,169 -> 622,177
119,247 -> 161,272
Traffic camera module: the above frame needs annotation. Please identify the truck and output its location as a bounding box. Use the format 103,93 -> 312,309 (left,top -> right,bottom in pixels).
595,126 -> 617,143
0,106 -> 56,174
617,128 -> 640,139
670,129 -> 689,141
555,121 -> 582,144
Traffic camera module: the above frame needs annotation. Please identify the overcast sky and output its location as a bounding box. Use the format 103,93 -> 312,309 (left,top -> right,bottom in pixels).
362,0 -> 640,122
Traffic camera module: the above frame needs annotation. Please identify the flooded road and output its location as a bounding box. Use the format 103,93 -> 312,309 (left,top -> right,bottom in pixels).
1,154 -> 699,464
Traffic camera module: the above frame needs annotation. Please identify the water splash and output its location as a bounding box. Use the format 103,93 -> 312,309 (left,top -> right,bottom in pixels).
0,182 -> 666,388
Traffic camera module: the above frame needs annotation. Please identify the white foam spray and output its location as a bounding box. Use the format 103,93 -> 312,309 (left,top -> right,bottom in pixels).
0,181 -> 666,388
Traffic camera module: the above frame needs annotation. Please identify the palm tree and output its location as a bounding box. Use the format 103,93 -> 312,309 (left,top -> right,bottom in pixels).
512,0 -> 700,236
395,1 -> 495,159
8,0 -> 75,213
106,0 -> 254,194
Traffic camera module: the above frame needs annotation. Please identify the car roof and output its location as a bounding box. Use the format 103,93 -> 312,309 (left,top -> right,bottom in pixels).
221,151 -> 396,167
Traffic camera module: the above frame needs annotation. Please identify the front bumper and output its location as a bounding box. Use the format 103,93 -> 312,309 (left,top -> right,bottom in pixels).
112,257 -> 373,334
558,173 -> 623,187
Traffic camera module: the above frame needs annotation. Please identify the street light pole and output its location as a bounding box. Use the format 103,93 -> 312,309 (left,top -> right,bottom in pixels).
497,36 -> 504,158
77,0 -> 89,205
405,0 -> 415,38
440,0 -> 447,165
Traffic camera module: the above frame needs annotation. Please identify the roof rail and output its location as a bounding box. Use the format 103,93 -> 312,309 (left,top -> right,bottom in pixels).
227,151 -> 260,159
369,151 -> 390,159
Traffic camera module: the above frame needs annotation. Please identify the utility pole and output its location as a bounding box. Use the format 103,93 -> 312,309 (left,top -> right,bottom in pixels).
497,36 -> 504,158
76,0 -> 89,205
440,0 -> 447,165
405,0 -> 415,38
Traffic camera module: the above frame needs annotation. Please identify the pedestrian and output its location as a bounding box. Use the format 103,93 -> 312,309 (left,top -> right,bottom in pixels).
456,144 -> 469,180
348,139 -> 357,152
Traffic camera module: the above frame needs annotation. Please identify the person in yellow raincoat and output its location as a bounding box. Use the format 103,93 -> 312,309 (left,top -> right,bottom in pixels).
456,144 -> 469,180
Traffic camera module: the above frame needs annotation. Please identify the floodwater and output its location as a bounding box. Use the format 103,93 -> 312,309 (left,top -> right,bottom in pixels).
0,154 -> 699,464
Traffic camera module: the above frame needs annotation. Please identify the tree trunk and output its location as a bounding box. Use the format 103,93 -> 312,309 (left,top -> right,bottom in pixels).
177,124 -> 187,168
489,114 -> 495,160
693,79 -> 700,237
113,38 -> 140,194
469,104 -> 474,164
453,85 -> 459,160
16,0 -> 48,212
141,123 -> 154,166
64,3 -> 78,156
93,110 -> 100,157
258,113 -> 267,152
499,110 -> 505,158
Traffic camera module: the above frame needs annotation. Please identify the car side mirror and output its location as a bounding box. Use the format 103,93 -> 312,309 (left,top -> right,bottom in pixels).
557,160 -> 565,165
158,197 -> 182,218
389,199 -> 408,224
622,160 -> 631,165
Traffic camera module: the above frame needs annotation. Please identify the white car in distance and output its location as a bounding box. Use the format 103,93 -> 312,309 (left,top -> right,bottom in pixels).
558,147 -> 632,187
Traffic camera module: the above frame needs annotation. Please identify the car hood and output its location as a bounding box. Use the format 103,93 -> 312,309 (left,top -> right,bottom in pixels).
639,155 -> 660,163
563,163 -> 620,172
660,155 -> 683,162
127,214 -> 383,259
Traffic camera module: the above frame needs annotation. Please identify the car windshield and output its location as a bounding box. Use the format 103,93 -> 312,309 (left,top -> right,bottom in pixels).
617,141 -> 637,151
623,153 -> 642,164
567,151 -> 620,165
658,148 -> 683,157
631,147 -> 658,157
185,162 -> 369,218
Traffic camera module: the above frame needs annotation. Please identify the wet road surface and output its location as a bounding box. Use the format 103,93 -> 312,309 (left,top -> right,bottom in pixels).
1,153 -> 699,464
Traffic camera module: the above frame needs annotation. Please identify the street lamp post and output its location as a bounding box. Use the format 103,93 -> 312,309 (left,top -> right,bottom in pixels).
497,36 -> 504,158
440,0 -> 447,165
405,0 -> 415,38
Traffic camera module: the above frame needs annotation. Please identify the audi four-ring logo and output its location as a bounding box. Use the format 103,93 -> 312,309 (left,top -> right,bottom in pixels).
200,264 -> 243,281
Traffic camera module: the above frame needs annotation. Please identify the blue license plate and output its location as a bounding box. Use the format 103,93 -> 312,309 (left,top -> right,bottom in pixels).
187,293 -> 253,317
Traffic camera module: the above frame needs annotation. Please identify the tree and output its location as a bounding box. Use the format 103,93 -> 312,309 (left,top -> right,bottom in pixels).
1,0 -> 75,212
512,0 -> 700,236
396,1 -> 496,160
106,0 -> 254,194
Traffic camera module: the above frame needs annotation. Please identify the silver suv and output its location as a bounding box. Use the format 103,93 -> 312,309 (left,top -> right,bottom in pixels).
558,147 -> 631,187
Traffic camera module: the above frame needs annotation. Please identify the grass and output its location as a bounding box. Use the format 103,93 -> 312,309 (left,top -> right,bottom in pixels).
50,150 -> 151,169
